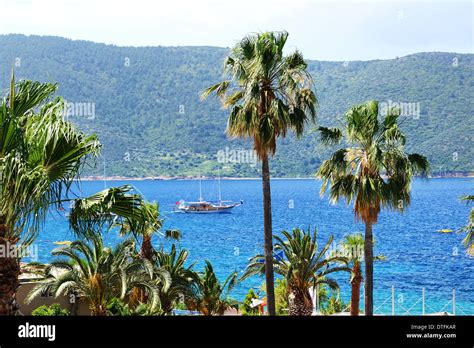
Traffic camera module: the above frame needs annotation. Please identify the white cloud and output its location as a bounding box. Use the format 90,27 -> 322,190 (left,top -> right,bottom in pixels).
0,0 -> 472,60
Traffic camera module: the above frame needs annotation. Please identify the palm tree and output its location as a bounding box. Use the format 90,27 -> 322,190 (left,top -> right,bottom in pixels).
69,186 -> 180,304
69,186 -> 180,260
341,233 -> 364,316
202,31 -> 317,314
186,261 -> 238,316
26,235 -> 166,316
154,244 -> 196,315
242,228 -> 350,316
459,195 -> 473,255
118,202 -> 181,261
316,100 -> 429,315
69,185 -> 149,238
0,75 -> 100,315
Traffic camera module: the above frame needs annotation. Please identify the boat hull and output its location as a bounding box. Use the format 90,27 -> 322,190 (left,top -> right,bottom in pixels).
176,205 -> 237,213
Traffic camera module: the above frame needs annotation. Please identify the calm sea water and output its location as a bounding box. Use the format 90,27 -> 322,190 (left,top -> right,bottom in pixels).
32,178 -> 473,315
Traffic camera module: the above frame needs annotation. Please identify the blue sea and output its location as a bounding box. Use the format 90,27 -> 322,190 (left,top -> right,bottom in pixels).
32,178 -> 473,315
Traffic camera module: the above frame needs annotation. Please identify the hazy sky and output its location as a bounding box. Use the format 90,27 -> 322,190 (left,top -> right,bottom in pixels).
0,0 -> 472,60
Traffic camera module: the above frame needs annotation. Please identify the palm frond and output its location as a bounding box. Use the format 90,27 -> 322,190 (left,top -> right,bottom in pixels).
202,31 -> 317,158
319,126 -> 342,146
316,100 -> 430,221
0,75 -> 100,243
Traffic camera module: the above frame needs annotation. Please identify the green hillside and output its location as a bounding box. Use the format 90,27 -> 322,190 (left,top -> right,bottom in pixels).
0,34 -> 472,177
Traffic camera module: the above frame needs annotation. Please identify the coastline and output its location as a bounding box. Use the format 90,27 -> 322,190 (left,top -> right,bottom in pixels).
78,173 -> 474,181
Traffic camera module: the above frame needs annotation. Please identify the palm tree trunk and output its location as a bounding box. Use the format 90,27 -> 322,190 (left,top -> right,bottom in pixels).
364,221 -> 373,316
161,298 -> 173,315
288,290 -> 313,316
138,235 -> 154,303
262,154 -> 275,316
140,235 -> 154,261
350,263 -> 362,316
91,304 -> 107,316
0,234 -> 21,316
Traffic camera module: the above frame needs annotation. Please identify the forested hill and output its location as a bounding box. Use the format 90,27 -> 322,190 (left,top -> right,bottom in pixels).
0,34 -> 472,177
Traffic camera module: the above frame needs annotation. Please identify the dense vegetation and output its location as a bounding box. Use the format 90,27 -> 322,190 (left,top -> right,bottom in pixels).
0,66 -> 348,317
2,31 -> 469,317
0,34 -> 472,177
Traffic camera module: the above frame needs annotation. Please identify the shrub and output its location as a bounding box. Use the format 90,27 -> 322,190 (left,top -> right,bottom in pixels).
275,279 -> 289,315
31,304 -> 69,316
106,298 -> 132,316
240,288 -> 260,316
258,279 -> 289,315
322,295 -> 348,315
106,297 -> 163,316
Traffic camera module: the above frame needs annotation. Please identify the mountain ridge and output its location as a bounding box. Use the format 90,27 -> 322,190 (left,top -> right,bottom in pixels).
1,33 -> 470,62
0,34 -> 472,177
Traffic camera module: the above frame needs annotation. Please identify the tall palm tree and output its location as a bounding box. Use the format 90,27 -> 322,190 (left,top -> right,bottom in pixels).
341,233 -> 364,316
202,31 -> 317,314
186,261 -> 238,316
242,228 -> 350,316
316,100 -> 429,315
154,244 -> 196,315
0,74 -> 100,315
26,235 -> 166,316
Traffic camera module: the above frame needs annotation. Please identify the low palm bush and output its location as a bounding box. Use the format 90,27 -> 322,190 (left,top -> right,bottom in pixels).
186,261 -> 238,316
242,227 -> 350,316
26,235 -> 167,316
154,244 -> 196,315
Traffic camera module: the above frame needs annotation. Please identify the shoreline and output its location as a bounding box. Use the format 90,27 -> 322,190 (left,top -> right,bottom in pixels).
78,173 -> 474,181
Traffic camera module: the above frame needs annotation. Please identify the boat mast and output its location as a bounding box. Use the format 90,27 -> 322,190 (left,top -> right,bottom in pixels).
199,177 -> 203,202
218,171 -> 222,204
103,156 -> 107,189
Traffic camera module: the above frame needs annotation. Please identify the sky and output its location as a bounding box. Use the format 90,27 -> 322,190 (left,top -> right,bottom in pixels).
0,0 -> 472,61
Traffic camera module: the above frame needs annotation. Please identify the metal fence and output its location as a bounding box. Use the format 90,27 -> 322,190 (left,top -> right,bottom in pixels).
312,285 -> 473,315
373,286 -> 471,315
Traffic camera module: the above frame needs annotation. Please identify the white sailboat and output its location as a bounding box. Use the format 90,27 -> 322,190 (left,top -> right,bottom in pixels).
175,176 -> 242,214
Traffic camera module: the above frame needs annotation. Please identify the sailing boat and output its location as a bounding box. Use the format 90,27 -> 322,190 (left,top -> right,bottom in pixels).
175,176 -> 242,214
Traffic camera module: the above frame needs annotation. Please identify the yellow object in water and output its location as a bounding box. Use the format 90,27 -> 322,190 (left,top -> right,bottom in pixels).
437,229 -> 453,233
53,241 -> 72,245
